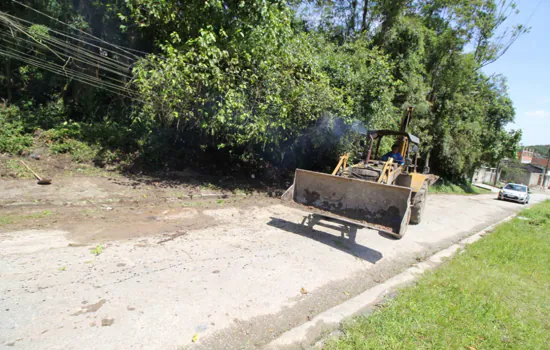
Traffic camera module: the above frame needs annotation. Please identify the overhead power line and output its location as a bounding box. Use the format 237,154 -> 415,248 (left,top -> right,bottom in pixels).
0,6 -> 141,100
0,1 -> 245,101
0,12 -> 135,69
11,0 -> 147,58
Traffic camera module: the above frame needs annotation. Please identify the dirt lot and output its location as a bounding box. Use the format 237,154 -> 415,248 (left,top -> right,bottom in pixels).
1,171 -> 548,349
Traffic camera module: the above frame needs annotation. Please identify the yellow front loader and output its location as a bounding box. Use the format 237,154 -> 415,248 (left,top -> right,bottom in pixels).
283,107 -> 438,238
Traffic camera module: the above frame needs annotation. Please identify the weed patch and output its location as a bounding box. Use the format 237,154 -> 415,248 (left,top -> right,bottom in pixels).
0,210 -> 53,226
430,179 -> 491,195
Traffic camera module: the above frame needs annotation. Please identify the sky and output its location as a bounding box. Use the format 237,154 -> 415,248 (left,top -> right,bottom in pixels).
483,0 -> 550,146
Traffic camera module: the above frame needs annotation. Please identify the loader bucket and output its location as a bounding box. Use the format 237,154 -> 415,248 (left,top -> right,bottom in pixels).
288,169 -> 412,238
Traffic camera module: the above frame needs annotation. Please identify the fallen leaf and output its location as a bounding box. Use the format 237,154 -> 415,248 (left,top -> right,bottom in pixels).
300,287 -> 308,295
469,347 -> 476,350
343,291 -> 350,296
269,329 -> 274,332
192,333 -> 198,342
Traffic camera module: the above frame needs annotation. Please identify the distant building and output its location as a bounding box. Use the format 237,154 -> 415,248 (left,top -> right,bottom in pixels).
472,166 -> 498,184
474,148 -> 549,188
530,155 -> 550,168
519,164 -> 546,187
517,148 -> 534,163
513,148 -> 550,188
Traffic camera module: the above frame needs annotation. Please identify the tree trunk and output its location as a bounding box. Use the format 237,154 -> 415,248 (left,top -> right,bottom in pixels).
423,151 -> 431,174
361,0 -> 369,32
5,58 -> 12,101
349,0 -> 358,36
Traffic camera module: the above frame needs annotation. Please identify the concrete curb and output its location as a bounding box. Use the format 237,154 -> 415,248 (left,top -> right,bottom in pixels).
264,213 -> 518,350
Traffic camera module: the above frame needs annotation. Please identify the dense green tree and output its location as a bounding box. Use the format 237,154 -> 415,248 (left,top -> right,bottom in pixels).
526,145 -> 550,157
0,0 -> 525,179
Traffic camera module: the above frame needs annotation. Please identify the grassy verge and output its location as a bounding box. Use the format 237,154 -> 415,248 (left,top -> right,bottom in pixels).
430,179 -> 491,195
327,200 -> 550,350
0,210 -> 53,227
1,159 -> 45,179
485,181 -> 504,188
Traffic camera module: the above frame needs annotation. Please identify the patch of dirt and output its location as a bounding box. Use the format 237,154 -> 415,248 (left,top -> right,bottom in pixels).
1,154 -> 287,246
1,153 -> 89,180
1,165 -> 282,244
71,299 -> 106,316
157,230 -> 187,244
101,318 -> 115,327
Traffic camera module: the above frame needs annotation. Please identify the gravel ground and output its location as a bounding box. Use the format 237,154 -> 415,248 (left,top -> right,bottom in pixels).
1,176 -> 547,349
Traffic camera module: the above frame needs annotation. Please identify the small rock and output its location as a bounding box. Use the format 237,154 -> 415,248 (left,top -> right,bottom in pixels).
101,318 -> 115,327
195,323 -> 208,332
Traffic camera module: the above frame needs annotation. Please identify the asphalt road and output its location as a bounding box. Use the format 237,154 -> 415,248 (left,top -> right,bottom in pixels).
1,191 -> 548,349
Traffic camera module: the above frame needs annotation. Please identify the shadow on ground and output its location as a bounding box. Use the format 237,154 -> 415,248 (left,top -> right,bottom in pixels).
267,217 -> 383,264
111,169 -> 289,198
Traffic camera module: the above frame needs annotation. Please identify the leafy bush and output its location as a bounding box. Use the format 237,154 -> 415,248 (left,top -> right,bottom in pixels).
0,105 -> 34,154
49,139 -> 98,163
41,123 -> 83,143
0,0 -> 523,178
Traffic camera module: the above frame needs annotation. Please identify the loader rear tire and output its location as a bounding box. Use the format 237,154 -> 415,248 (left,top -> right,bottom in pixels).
410,181 -> 428,225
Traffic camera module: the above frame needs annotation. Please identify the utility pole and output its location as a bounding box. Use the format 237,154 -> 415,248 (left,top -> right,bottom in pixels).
543,148 -> 550,190
493,160 -> 500,186
494,158 -> 508,186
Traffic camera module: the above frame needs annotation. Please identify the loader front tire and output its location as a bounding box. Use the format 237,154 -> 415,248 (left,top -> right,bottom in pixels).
410,181 -> 428,225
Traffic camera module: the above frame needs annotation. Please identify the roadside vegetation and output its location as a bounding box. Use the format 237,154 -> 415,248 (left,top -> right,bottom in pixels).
0,0 -> 525,182
0,210 -> 52,227
429,179 -> 492,195
484,181 -> 504,188
526,144 -> 550,156
327,200 -> 550,350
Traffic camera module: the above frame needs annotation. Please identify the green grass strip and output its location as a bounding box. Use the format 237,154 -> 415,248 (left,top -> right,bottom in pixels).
429,180 -> 492,195
327,200 -> 550,350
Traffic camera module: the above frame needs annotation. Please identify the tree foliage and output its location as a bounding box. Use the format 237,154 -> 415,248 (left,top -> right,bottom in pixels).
526,145 -> 550,157
0,0 -> 525,179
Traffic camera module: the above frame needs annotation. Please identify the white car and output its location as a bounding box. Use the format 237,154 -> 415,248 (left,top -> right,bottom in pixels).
498,183 -> 530,204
